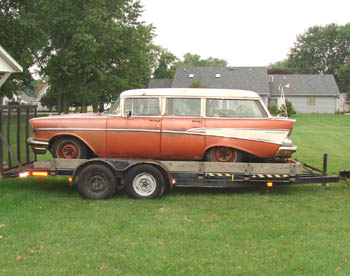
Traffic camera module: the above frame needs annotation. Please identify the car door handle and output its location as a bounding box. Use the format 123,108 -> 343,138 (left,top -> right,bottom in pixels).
150,119 -> 160,122
192,119 -> 202,123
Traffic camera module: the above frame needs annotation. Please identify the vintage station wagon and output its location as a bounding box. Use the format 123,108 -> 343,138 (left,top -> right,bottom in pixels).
28,88 -> 297,162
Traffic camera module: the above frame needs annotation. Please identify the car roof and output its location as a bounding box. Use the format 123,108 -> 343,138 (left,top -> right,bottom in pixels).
121,88 -> 261,99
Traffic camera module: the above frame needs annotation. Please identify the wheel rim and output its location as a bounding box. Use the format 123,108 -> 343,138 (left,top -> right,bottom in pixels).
58,142 -> 79,159
87,175 -> 107,193
212,147 -> 235,162
133,173 -> 157,197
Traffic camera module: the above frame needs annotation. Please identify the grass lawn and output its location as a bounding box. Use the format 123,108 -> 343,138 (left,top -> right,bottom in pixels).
1,114 -> 350,275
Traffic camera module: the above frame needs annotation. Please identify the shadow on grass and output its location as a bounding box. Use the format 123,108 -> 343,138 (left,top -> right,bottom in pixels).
165,184 -> 302,198
1,177 -> 338,201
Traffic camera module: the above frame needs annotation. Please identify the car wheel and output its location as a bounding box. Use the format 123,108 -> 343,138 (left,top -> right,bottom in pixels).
77,164 -> 117,200
125,164 -> 166,199
205,147 -> 242,162
52,137 -> 87,159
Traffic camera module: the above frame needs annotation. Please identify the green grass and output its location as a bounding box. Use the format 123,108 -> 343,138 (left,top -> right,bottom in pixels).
1,114 -> 350,275
291,114 -> 350,174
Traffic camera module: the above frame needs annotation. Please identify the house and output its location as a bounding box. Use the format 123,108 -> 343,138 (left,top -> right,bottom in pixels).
269,74 -> 340,114
148,66 -> 341,113
20,82 -> 50,111
0,45 -> 23,87
338,93 -> 350,113
148,79 -> 173,89
171,67 -> 270,106
0,44 -> 23,105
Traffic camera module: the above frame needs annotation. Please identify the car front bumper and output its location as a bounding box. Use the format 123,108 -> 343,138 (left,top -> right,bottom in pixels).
27,137 -> 49,154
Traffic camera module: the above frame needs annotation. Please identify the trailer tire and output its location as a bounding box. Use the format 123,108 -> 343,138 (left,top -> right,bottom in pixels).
52,137 -> 87,159
77,164 -> 117,200
125,164 -> 165,199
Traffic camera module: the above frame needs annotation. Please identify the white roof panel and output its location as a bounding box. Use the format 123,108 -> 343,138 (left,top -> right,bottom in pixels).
121,88 -> 261,99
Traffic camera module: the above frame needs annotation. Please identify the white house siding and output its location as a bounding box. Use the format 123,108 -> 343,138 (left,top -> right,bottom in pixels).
284,96 -> 337,114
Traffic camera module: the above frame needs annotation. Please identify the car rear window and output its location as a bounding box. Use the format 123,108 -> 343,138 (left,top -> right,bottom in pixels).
206,99 -> 268,118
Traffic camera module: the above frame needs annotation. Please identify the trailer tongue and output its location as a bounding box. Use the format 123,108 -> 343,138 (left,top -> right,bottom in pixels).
15,154 -> 349,199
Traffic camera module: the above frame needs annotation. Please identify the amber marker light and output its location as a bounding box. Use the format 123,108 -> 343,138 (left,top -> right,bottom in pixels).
32,171 -> 49,177
68,177 -> 73,183
267,182 -> 274,188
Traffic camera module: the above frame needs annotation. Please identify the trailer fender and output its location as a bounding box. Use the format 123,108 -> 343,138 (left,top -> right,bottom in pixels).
71,159 -> 122,188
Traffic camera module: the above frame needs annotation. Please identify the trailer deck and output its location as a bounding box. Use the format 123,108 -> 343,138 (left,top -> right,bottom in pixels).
14,156 -> 346,199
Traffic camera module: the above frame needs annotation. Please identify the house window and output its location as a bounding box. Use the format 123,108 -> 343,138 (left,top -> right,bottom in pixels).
307,97 -> 316,106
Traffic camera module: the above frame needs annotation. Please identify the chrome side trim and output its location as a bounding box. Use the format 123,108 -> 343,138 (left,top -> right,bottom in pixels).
34,127 -> 289,146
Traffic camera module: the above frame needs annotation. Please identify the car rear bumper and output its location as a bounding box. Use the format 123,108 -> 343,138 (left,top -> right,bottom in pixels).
27,137 -> 49,154
275,145 -> 297,158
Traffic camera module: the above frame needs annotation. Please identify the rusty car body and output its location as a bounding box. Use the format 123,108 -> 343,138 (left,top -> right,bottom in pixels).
28,88 -> 297,162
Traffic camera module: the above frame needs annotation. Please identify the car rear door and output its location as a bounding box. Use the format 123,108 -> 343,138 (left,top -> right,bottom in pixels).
161,98 -> 205,160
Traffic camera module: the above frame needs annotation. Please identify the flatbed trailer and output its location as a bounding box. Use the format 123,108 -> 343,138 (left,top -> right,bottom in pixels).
16,155 -> 350,200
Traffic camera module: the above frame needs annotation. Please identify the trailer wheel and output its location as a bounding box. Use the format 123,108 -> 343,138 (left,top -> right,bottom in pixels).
205,147 -> 242,162
52,137 -> 87,159
125,164 -> 166,199
77,164 -> 117,200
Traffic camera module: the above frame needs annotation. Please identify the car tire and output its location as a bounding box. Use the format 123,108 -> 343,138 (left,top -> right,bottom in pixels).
205,147 -> 242,162
125,164 -> 166,199
77,164 -> 117,200
52,137 -> 87,159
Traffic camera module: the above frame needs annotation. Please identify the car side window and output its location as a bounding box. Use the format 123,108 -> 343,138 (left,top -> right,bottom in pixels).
206,99 -> 268,118
166,98 -> 201,116
124,98 -> 160,116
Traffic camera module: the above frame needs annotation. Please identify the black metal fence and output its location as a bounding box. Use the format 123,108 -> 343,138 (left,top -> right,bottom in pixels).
0,105 -> 37,173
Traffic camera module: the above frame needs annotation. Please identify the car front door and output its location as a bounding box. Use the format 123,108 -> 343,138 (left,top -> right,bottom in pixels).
106,97 -> 161,158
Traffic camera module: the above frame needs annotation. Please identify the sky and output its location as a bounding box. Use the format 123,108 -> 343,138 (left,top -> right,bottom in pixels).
141,0 -> 350,67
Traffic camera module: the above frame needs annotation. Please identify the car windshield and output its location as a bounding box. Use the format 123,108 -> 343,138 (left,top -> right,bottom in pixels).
106,97 -> 121,115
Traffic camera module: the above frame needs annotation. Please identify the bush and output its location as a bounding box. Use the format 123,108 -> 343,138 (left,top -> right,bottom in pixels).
269,100 -> 296,117
268,104 -> 278,115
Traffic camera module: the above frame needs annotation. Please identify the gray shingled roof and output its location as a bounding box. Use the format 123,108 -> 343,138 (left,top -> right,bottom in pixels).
269,74 -> 340,96
148,79 -> 173,88
172,67 -> 270,95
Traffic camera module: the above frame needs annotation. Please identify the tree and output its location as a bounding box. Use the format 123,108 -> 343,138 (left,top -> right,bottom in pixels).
337,63 -> 350,94
152,47 -> 179,79
268,60 -> 293,74
287,24 -> 350,77
1,0 -> 155,113
34,0 -> 155,113
0,0 -> 44,99
178,53 -> 228,67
